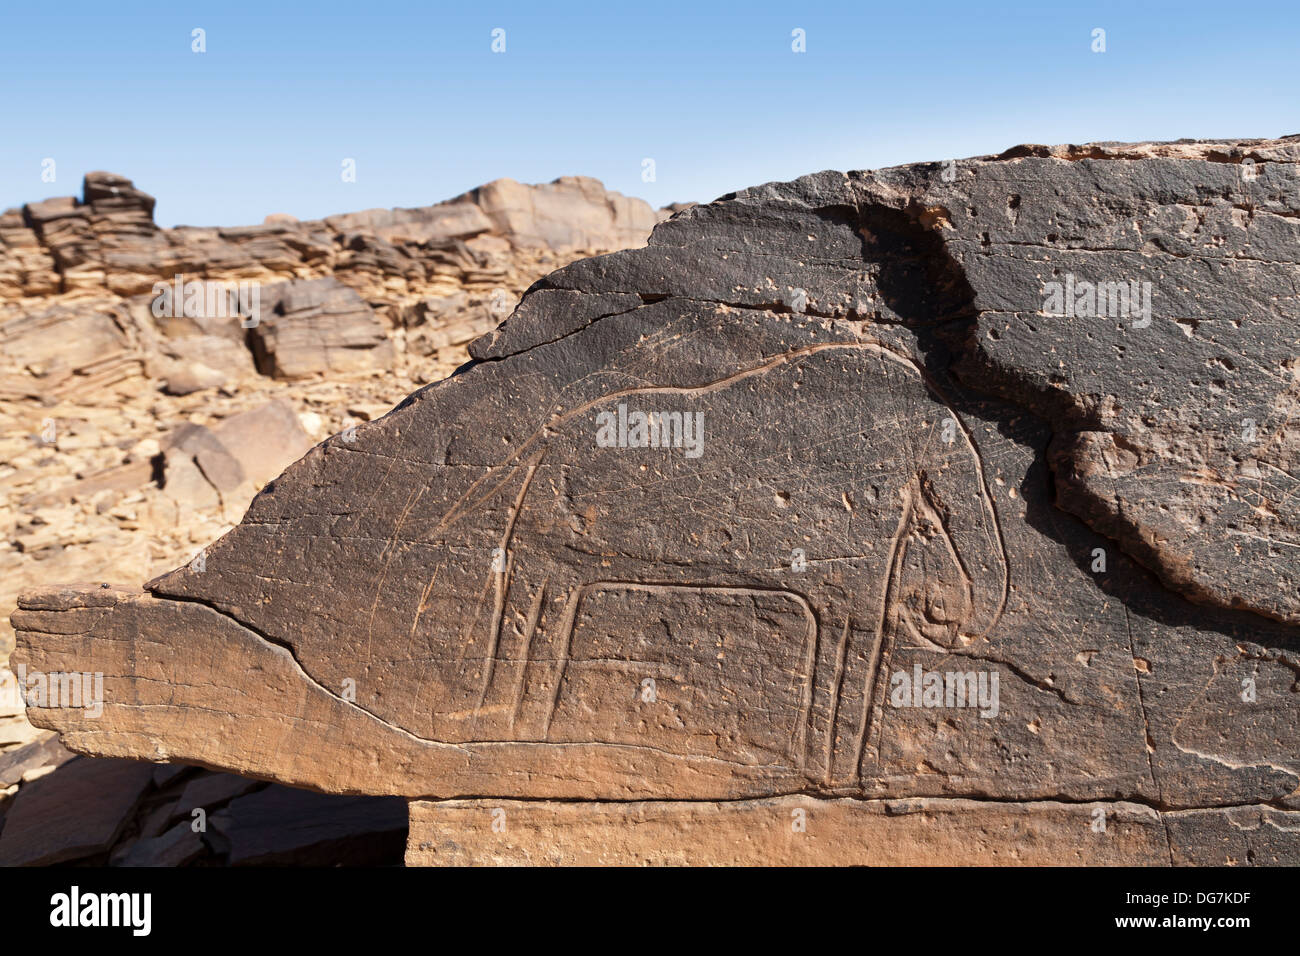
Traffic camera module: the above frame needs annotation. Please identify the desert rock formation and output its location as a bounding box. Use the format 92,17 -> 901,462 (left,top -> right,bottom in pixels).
11,139 -> 1300,865
0,170 -> 672,658
0,171 -> 673,863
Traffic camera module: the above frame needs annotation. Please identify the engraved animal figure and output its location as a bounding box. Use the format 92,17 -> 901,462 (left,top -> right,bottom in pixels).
152,317 -> 1008,795
394,341 -> 1008,788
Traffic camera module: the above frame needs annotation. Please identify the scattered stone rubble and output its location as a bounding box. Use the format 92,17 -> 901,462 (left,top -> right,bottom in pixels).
0,170 -> 675,865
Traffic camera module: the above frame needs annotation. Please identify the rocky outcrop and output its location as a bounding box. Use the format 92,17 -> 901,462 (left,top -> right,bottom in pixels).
0,742 -> 406,866
0,172 -> 673,402
1,171 -> 668,304
0,172 -> 676,866
11,138 -> 1300,865
0,172 -> 671,657
326,175 -> 665,254
0,300 -> 146,401
249,278 -> 394,380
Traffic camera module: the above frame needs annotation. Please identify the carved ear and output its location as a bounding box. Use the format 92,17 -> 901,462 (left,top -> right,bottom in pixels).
884,478 -> 974,650
884,461 -> 1007,651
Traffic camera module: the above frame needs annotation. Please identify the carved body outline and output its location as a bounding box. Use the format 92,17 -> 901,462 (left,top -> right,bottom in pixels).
426,338 -> 1010,788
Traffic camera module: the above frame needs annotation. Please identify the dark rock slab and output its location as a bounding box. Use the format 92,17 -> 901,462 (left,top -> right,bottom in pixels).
0,733 -> 73,788
134,797 -> 181,840
0,756 -> 154,865
167,771 -> 263,825
207,786 -> 407,866
11,138 -> 1300,864
151,762 -> 192,788
111,820 -> 205,867
912,140 -> 1300,625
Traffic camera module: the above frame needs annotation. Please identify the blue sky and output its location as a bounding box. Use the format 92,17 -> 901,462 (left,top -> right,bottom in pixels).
2,1 -> 1296,226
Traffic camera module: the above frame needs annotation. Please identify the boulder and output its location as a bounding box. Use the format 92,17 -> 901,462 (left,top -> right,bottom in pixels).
158,400 -> 315,519
0,756 -> 154,866
207,786 -> 407,866
110,820 -> 204,867
0,733 -> 72,788
468,176 -> 665,252
12,137 -> 1300,865
250,278 -> 393,379
208,399 -> 316,488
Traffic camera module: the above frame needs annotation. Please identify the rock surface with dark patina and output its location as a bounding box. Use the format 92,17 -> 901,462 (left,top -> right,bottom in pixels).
13,137 -> 1300,865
